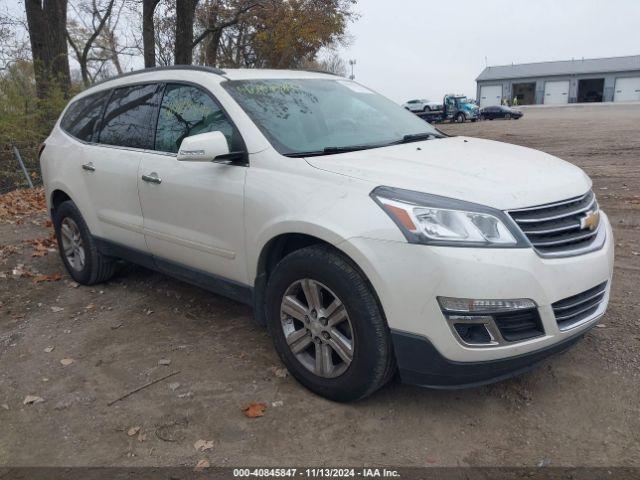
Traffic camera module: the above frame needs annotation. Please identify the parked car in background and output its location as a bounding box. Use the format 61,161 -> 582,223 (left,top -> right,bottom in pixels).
41,67 -> 612,402
481,105 -> 523,120
402,99 -> 442,112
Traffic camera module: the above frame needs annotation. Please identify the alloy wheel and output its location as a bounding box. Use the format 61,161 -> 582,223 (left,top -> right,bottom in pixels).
60,217 -> 86,271
280,279 -> 354,378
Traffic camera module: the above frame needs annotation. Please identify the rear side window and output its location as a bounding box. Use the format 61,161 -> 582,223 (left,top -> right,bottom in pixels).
154,83 -> 240,153
60,90 -> 110,142
99,83 -> 160,149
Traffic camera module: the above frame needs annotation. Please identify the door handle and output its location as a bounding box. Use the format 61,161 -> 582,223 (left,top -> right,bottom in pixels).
141,173 -> 162,184
81,162 -> 95,172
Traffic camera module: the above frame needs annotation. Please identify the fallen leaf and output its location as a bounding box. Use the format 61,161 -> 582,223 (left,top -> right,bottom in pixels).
33,273 -> 62,283
85,303 -> 95,310
50,306 -> 64,313
242,402 -> 267,418
1,404 -> 9,410
127,426 -> 141,437
158,358 -> 171,366
0,188 -> 46,223
138,432 -> 147,442
44,346 -> 54,353
23,395 -> 44,405
271,367 -> 288,378
60,358 -> 75,366
271,400 -> 284,407
168,382 -> 180,391
194,439 -> 214,452
194,459 -> 210,471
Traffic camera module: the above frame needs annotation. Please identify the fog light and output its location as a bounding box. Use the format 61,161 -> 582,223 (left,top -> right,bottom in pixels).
437,297 -> 536,313
438,297 -> 539,347
453,323 -> 492,344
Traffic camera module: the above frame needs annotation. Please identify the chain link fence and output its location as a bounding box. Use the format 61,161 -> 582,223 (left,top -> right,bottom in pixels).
0,141 -> 43,194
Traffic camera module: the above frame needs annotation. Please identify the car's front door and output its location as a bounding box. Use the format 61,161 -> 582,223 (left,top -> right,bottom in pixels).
138,83 -> 248,285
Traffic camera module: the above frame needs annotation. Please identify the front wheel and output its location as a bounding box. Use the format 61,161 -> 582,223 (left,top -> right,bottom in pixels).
266,245 -> 395,402
456,113 -> 465,123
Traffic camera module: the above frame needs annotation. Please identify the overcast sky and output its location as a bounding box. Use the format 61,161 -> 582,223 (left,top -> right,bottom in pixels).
5,0 -> 639,103
339,0 -> 640,102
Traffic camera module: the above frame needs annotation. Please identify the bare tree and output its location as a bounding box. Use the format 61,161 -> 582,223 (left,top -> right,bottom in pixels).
24,0 -> 71,98
142,0 -> 161,67
174,0 -> 199,65
66,0 -> 116,86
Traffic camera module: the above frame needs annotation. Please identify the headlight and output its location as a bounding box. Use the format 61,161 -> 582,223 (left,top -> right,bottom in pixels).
371,186 -> 527,247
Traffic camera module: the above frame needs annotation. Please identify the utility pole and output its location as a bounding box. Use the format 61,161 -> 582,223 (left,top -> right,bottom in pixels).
349,59 -> 356,80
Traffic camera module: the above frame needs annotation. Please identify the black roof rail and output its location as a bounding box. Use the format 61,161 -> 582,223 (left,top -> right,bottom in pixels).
298,69 -> 341,77
91,65 -> 227,88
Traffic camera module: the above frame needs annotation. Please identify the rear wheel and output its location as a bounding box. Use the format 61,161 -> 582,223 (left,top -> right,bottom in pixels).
266,245 -> 395,402
53,200 -> 116,285
506,113 -> 512,120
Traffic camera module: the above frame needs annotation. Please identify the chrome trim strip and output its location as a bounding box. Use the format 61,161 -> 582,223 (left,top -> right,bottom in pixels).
531,229 -> 598,247
510,196 -> 596,223
552,288 -> 607,312
522,222 -> 581,235
535,224 -> 606,258
555,299 -> 602,322
508,191 -> 592,212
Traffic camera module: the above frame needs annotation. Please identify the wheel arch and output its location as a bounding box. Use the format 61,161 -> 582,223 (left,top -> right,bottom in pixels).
51,189 -> 73,213
252,232 -> 387,329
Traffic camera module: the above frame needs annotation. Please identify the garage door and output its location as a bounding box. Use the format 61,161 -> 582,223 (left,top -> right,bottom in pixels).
544,81 -> 570,104
480,85 -> 502,107
614,77 -> 640,102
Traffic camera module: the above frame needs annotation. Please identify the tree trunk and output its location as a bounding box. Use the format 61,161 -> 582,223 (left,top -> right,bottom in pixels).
142,0 -> 159,68
174,0 -> 199,65
24,0 -> 71,99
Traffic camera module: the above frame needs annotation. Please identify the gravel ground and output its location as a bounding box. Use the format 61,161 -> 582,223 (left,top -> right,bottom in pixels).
0,104 -> 639,468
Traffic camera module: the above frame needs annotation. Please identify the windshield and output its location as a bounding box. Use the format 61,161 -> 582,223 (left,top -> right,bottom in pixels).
223,79 -> 441,156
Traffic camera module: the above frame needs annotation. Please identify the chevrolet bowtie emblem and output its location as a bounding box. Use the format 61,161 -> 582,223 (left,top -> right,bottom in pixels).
580,210 -> 600,231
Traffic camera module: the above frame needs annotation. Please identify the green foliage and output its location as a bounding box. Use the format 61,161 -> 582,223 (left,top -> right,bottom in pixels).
0,60 -> 77,146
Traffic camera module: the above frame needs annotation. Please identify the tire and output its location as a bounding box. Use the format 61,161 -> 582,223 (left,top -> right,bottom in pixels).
423,106 -> 429,112
53,200 -> 116,285
456,113 -> 465,123
265,245 -> 395,402
506,113 -> 512,120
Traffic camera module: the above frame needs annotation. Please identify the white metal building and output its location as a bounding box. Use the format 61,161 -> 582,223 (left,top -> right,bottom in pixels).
476,55 -> 640,107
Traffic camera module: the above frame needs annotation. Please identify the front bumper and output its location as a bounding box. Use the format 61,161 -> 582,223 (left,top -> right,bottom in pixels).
337,212 -> 614,378
391,327 -> 589,388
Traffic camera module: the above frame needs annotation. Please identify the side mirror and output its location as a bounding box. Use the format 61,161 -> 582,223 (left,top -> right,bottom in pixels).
177,131 -> 230,163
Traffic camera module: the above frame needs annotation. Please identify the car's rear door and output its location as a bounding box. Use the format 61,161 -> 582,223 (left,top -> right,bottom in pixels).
138,82 -> 248,288
83,83 -> 162,253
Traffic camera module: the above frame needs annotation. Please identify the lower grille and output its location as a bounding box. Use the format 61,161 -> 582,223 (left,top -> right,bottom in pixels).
552,282 -> 608,330
508,190 -> 601,257
493,309 -> 544,342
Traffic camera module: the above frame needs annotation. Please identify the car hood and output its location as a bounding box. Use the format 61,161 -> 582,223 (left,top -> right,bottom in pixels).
305,136 -> 591,210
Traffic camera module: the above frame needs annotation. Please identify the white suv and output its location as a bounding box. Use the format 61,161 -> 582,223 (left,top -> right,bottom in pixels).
41,66 -> 614,401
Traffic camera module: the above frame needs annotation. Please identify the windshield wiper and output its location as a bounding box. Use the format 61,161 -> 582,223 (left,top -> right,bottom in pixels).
393,132 -> 445,145
283,144 -> 379,158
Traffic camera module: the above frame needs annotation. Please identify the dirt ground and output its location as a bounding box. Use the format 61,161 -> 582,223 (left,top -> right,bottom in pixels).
1,104 -> 639,468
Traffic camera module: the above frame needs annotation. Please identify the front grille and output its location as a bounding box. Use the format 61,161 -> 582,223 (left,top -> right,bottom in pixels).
508,191 -> 600,256
493,309 -> 544,342
552,282 -> 607,330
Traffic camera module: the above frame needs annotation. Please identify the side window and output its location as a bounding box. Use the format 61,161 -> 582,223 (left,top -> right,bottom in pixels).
154,83 -> 240,154
99,83 -> 160,149
60,90 -> 110,142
